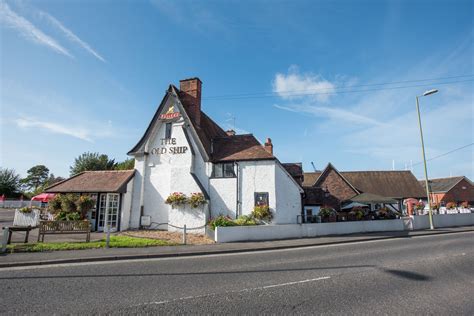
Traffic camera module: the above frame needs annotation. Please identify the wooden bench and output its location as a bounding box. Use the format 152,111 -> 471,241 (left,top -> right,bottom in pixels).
3,226 -> 33,244
38,220 -> 91,242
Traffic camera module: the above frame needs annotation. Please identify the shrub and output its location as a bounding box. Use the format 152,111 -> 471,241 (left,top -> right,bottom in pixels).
446,202 -> 456,209
208,215 -> 236,230
76,195 -> 95,218
234,215 -> 257,226
19,206 -> 33,213
165,192 -> 187,207
48,194 -> 63,214
431,203 -> 440,211
252,205 -> 272,221
461,201 -> 469,208
61,194 -> 78,213
349,207 -> 365,220
319,207 -> 335,218
55,211 -> 81,221
188,192 -> 207,208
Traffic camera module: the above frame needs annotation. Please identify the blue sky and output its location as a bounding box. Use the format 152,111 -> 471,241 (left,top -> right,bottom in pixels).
1,0 -> 473,179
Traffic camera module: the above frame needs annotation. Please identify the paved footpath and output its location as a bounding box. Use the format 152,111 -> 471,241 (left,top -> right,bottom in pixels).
1,226 -> 472,268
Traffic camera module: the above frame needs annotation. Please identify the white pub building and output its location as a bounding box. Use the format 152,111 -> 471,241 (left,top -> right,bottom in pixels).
47,78 -> 304,232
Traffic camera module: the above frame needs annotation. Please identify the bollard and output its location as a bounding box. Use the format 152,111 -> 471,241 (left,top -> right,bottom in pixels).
1,227 -> 9,253
106,224 -> 111,248
182,224 -> 187,245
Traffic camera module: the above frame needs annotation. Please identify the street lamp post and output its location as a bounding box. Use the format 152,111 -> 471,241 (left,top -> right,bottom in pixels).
415,89 -> 438,230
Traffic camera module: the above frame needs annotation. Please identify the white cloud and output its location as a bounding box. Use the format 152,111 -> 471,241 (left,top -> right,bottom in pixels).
272,66 -> 335,102
39,11 -> 106,62
15,117 -> 93,142
0,1 -> 72,58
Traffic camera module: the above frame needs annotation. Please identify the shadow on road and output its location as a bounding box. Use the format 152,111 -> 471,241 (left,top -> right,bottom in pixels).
382,268 -> 431,281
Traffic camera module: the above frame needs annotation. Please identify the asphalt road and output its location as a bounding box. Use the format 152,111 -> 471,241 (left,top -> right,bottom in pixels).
1,232 -> 473,315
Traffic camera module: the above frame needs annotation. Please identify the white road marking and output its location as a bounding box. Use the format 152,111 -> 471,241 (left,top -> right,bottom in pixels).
2,230 -> 472,271
133,276 -> 331,307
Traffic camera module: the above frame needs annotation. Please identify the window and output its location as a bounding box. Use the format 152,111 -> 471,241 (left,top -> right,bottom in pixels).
255,192 -> 269,206
165,122 -> 172,139
213,163 -> 235,178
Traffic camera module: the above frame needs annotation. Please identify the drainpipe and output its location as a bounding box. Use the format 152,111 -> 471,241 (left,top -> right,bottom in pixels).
235,161 -> 240,218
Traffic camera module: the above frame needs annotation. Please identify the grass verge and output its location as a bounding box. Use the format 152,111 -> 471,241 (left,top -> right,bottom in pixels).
7,235 -> 177,253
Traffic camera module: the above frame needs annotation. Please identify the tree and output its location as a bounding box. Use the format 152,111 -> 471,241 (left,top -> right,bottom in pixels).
21,165 -> 50,192
0,168 -> 21,197
115,158 -> 135,170
70,152 -> 116,176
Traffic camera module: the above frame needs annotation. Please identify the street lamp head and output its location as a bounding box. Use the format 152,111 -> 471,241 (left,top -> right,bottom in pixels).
423,89 -> 438,96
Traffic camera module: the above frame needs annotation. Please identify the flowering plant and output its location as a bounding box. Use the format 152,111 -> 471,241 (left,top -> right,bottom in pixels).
252,205 -> 272,221
446,202 -> 456,210
165,192 -> 187,207
188,192 -> 207,208
415,201 -> 425,210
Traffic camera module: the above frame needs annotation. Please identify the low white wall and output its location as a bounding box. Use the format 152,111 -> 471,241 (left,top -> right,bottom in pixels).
215,213 -> 474,243
215,219 -> 404,243
411,213 -> 474,230
13,209 -> 40,227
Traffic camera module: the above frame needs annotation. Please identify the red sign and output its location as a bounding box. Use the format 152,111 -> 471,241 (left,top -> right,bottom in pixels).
159,112 -> 180,120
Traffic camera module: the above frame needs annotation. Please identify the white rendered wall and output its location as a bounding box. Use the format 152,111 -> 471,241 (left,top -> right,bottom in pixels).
238,160 -> 276,217
120,180 -> 134,231
274,163 -> 302,224
209,177 -> 237,219
168,204 -> 208,234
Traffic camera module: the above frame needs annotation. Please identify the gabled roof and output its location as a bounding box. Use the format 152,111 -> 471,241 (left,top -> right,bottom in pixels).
303,171 -> 322,186
420,176 -> 471,193
304,164 -> 426,199
211,134 -> 275,162
128,83 -> 274,162
315,163 -> 360,194
45,170 -> 135,193
341,170 -> 426,199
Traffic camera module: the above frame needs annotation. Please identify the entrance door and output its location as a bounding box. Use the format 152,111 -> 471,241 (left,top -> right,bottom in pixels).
97,193 -> 120,232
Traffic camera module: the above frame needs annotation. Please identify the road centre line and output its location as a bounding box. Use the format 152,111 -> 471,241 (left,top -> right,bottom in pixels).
132,276 -> 331,307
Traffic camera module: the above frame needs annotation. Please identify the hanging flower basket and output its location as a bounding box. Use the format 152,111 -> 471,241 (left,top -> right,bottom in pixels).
188,192 -> 207,208
165,192 -> 187,208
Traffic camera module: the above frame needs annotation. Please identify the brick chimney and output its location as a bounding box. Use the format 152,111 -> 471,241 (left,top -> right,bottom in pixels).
226,129 -> 236,136
264,138 -> 273,155
179,78 -> 202,126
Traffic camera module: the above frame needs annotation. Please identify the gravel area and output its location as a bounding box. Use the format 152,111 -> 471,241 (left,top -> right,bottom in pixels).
120,230 -> 215,245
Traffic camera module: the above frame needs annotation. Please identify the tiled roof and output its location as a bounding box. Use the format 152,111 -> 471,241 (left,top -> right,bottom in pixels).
303,186 -> 325,205
282,163 -> 304,185
340,171 -> 426,199
419,176 -> 468,193
45,170 -> 135,193
211,134 -> 275,162
303,172 -> 322,186
304,167 -> 425,199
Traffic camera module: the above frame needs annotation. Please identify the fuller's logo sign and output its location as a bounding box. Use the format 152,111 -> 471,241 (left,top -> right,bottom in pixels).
159,105 -> 181,120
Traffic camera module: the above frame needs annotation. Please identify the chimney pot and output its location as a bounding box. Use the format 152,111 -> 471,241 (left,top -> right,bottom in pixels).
264,138 -> 273,155
226,129 -> 236,136
179,77 -> 202,126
